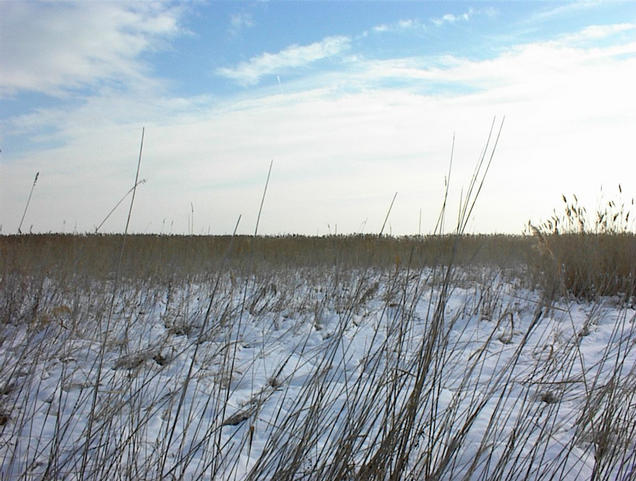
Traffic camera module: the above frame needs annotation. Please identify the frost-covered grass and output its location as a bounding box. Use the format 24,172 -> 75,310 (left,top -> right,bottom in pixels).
1,234 -> 635,480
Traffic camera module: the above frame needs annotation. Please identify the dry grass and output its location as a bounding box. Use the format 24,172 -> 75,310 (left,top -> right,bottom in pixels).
528,187 -> 636,303
2,216 -> 635,481
1,233 -> 634,480
1,121 -> 634,479
0,233 -> 533,280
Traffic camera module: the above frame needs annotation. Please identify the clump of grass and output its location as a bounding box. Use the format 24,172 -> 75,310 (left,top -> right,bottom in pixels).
528,186 -> 636,302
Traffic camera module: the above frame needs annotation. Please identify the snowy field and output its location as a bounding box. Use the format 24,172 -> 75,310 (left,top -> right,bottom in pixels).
1,257 -> 634,481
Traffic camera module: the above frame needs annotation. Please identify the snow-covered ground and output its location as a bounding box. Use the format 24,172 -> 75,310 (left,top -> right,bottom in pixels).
1,266 -> 635,480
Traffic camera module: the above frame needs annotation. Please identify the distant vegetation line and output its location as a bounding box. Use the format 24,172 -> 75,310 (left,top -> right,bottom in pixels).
0,233 -> 533,274
2,232 -> 634,301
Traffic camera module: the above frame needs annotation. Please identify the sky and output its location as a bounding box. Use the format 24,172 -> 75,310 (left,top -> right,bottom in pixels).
1,0 -> 636,236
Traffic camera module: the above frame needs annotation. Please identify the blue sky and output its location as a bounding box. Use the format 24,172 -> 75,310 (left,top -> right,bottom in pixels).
1,1 -> 636,235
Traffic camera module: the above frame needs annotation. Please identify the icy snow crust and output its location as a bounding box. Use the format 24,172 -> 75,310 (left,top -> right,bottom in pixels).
1,267 -> 635,480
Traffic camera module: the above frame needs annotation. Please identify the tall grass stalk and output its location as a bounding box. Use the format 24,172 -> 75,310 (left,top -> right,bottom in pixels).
379,192 -> 398,237
95,179 -> 146,233
80,126 -> 145,479
434,133 -> 454,235
17,172 -> 39,234
254,160 -> 273,237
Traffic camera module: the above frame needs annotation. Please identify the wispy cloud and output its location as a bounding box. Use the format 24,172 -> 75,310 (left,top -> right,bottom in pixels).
372,19 -> 423,33
529,0 -> 604,22
563,22 -> 636,42
229,12 -> 254,35
398,19 -> 416,29
0,1 -> 184,98
3,12 -> 636,235
4,23 -> 636,235
216,35 -> 351,85
431,8 -> 474,27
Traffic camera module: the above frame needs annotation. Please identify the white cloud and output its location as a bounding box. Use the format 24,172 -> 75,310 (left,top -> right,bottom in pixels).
398,19 -> 416,29
432,9 -> 474,27
563,22 -> 636,42
372,19 -> 422,33
216,36 -> 351,85
2,23 -> 636,235
229,12 -> 254,35
0,1 -> 183,97
529,0 -> 604,22
581,23 -> 636,38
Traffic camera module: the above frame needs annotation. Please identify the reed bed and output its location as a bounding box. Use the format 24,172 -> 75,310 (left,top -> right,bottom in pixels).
1,231 -> 634,480
1,120 -> 634,479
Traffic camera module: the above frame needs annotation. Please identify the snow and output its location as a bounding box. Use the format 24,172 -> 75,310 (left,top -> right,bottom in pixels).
1,266 -> 635,480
